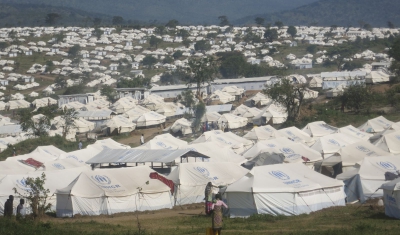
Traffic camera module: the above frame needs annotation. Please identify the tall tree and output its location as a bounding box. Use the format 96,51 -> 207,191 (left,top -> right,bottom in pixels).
149,35 -> 162,49
389,38 -> 400,83
194,40 -> 211,52
45,13 -> 60,25
68,45 -> 81,58
177,29 -> 190,39
101,85 -> 116,103
339,84 -> 373,113
264,28 -> 278,42
326,44 -> 355,71
255,17 -> 265,26
112,16 -> 124,26
287,26 -> 297,39
274,21 -> 284,29
218,16 -> 230,26
166,19 -> 179,28
263,79 -> 307,123
59,109 -> 78,140
142,55 -> 157,69
185,57 -> 218,101
19,109 -> 50,137
388,21 -> 395,29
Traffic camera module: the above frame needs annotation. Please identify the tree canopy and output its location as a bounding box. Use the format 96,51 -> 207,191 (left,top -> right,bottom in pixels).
264,28 -> 278,42
287,26 -> 297,38
185,57 -> 218,101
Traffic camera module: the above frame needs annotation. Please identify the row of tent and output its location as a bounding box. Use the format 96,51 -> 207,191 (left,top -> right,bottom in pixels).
2,115 -> 400,219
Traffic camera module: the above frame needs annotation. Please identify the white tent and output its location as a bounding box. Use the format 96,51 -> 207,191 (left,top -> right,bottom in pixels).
243,125 -> 282,142
380,178 -> 400,219
41,158 -> 89,171
167,162 -> 248,205
56,167 -> 173,217
277,126 -> 315,146
170,118 -> 192,135
302,121 -> 338,138
135,111 -> 166,127
221,86 -> 244,96
311,133 -> 360,158
337,156 -> 400,203
210,90 -> 235,104
252,104 -> 287,125
201,111 -> 222,123
58,148 -> 103,164
337,125 -> 373,141
218,113 -> 248,129
110,96 -> 138,114
102,115 -> 136,134
86,138 -> 131,152
243,138 -> 322,167
31,145 -> 67,158
186,142 -> 246,164
123,105 -> 151,119
246,92 -> 271,106
369,122 -> 400,143
225,163 -> 345,217
373,130 -> 400,154
358,116 -> 393,134
138,133 -> 188,150
192,130 -> 253,154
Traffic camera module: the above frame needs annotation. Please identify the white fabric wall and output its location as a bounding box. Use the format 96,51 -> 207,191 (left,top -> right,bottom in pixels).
383,189 -> 400,219
226,192 -> 257,218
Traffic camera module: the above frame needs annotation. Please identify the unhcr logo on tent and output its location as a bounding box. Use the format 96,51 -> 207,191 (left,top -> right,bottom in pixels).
194,167 -> 218,181
52,163 -> 65,169
92,175 -> 111,185
356,146 -> 370,153
267,144 -> 276,147
280,148 -> 295,154
156,141 -> 172,149
269,171 -> 290,180
328,139 -> 340,147
15,178 -> 31,192
264,127 -> 272,132
377,162 -> 397,171
66,155 -> 84,163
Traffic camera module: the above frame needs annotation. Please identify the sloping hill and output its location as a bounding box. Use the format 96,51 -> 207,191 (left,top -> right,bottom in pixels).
235,0 -> 400,27
0,0 -> 318,24
0,3 -> 113,27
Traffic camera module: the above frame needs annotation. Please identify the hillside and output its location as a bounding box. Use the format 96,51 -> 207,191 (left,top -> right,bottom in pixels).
0,3 -> 113,27
0,0 -> 318,24
235,0 -> 400,27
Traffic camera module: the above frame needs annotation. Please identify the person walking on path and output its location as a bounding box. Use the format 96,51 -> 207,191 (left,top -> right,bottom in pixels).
212,194 -> 228,235
140,134 -> 145,145
4,195 -> 14,217
204,182 -> 214,215
78,141 -> 82,150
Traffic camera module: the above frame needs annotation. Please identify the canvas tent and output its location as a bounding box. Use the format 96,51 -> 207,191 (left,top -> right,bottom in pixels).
277,126 -> 315,146
123,105 -> 151,119
337,125 -> 373,141
184,142 -> 246,164
311,133 -> 360,158
110,96 -> 138,114
170,118 -> 192,135
243,125 -> 282,142
135,111 -> 166,127
337,156 -> 400,203
167,162 -> 248,205
201,112 -> 222,123
252,104 -> 287,125
56,167 -> 173,217
138,133 -> 188,150
218,113 -> 248,129
373,130 -> 400,154
102,115 -> 136,134
358,116 -> 393,134
380,178 -> 400,219
225,163 -> 345,217
302,121 -> 338,138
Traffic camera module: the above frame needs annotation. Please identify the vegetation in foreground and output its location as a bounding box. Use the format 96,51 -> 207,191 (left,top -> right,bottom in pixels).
1,204 -> 400,235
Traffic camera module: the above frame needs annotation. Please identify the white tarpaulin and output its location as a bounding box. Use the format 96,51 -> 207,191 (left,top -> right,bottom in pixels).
138,133 -> 188,150
170,118 -> 192,135
102,115 -> 136,134
226,163 -> 345,217
277,126 -> 315,146
243,125 -> 282,142
110,96 -> 138,114
337,125 -> 373,141
185,142 -> 246,164
56,167 -> 173,217
373,130 -> 400,154
123,105 -> 151,119
380,178 -> 400,219
358,116 -> 393,134
311,133 -> 360,158
302,121 -> 338,138
201,112 -> 222,122
86,138 -> 131,152
218,113 -> 248,129
135,111 -> 166,127
167,162 -> 248,205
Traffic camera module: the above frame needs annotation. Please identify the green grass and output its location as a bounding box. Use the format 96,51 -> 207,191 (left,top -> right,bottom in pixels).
1,205 -> 400,235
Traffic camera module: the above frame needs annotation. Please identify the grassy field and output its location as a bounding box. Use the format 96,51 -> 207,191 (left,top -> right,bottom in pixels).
1,203 -> 400,235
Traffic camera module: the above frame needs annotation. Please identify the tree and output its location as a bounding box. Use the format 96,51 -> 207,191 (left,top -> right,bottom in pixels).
339,84 -> 373,113
218,16 -> 230,26
155,25 -> 166,35
185,57 -> 218,101
112,16 -> 124,26
101,85 -> 116,103
63,84 -> 85,95
117,77 -> 150,88
45,13 -> 60,25
388,21 -> 395,29
194,40 -> 211,52
389,38 -> 400,83
177,29 -> 190,39
45,60 -> 54,73
172,50 -> 183,59
19,109 -> 50,137
13,172 -> 51,218
68,45 -> 81,58
181,89 -> 195,108
55,76 -> 67,89
93,28 -> 103,39
60,108 -> 78,139
142,55 -> 157,68
326,45 -> 355,71
255,17 -> 265,26
264,28 -> 278,42
93,17 -> 102,26
163,56 -> 174,64
363,23 -> 372,31
219,52 -> 248,78
306,45 -> 318,54
160,70 -> 188,85
274,21 -> 284,29
166,19 -> 179,28
287,26 -> 297,39
263,79 -> 306,123
149,35 -> 162,49
0,42 -> 9,51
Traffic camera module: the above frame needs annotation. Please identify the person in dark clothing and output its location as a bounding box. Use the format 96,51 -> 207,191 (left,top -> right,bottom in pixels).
4,195 -> 14,217
16,198 -> 25,219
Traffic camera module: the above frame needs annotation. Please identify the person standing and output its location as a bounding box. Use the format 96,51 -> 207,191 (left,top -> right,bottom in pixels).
3,195 -> 14,217
16,199 -> 25,219
206,121 -> 209,131
140,134 -> 145,145
78,141 -> 82,150
204,182 -> 213,215
221,121 -> 226,132
212,194 -> 228,235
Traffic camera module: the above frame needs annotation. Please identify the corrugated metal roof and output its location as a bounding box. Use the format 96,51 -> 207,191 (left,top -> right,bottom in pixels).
212,76 -> 276,84
86,149 -> 209,164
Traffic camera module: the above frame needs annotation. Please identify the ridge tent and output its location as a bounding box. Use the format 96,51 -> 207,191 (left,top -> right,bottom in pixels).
369,122 -> 400,143
243,125 -> 282,142
311,133 -> 360,158
31,145 -> 67,158
243,138 -> 322,167
101,115 -> 136,134
337,156 -> 400,203
380,178 -> 400,219
277,126 -> 315,146
210,90 -> 235,104
239,107 -> 262,123
225,163 -> 345,217
167,162 -> 248,205
86,138 -> 131,151
58,148 -> 103,164
0,160 -> 36,174
231,104 -> 250,116
138,133 -> 188,150
201,111 -> 222,123
170,118 -> 192,135
373,130 -> 400,154
41,158 -> 89,171
135,111 -> 166,127
123,105 -> 151,119
110,96 -> 138,114
191,130 -> 253,154
221,86 -> 244,96
252,104 -> 287,125
358,116 -> 393,134
246,92 -> 271,107
337,125 -> 373,141
217,113 -> 248,129
302,121 -> 338,138
185,142 -> 246,164
55,167 -> 173,217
